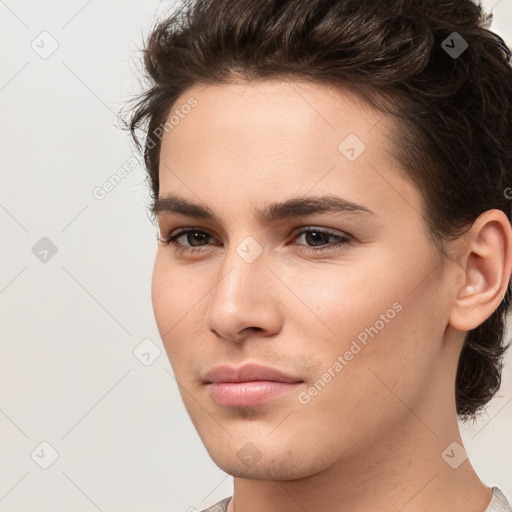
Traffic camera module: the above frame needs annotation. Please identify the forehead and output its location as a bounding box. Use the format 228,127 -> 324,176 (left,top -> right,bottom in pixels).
161,78 -> 386,154
157,79 -> 423,229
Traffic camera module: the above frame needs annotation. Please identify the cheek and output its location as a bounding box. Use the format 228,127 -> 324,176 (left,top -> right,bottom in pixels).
325,293 -> 440,424
274,258 -> 394,351
293,309 -> 424,450
296,267 -> 434,407
151,254 -> 204,328
151,256 -> 202,363
151,257 -> 174,334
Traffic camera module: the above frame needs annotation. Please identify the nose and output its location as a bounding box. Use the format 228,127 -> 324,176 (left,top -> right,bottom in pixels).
204,244 -> 282,343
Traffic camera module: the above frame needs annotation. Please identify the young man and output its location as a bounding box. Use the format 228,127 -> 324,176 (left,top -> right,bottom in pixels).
124,0 -> 512,510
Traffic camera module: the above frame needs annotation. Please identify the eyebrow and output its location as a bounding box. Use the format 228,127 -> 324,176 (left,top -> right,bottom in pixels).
151,193 -> 376,223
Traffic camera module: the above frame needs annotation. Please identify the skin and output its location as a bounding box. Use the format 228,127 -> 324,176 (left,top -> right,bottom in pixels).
151,78 -> 512,512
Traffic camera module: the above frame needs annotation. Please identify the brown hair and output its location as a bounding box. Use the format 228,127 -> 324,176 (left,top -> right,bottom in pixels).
121,0 -> 512,422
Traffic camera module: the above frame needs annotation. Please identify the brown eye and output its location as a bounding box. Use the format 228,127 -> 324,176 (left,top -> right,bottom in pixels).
158,228 -> 216,253
291,228 -> 353,254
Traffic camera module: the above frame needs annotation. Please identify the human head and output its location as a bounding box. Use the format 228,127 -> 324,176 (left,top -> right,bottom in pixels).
122,0 -> 512,479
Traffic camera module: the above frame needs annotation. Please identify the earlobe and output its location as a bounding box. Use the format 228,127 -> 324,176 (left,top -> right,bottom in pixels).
449,210 -> 512,333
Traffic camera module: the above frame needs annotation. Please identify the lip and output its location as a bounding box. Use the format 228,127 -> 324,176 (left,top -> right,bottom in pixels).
203,363 -> 302,384
203,363 -> 303,407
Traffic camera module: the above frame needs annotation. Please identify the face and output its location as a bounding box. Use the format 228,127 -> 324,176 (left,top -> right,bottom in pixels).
151,79 -> 454,480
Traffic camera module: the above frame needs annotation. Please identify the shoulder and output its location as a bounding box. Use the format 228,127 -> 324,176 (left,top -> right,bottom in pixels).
199,496 -> 232,512
486,487 -> 512,512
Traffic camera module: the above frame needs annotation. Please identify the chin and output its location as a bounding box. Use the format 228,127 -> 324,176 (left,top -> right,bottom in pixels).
204,439 -> 332,481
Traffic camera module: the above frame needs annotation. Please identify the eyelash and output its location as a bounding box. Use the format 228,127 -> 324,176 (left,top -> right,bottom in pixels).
157,227 -> 353,255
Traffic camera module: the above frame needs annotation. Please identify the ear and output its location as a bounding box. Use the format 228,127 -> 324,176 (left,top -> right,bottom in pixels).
449,209 -> 512,332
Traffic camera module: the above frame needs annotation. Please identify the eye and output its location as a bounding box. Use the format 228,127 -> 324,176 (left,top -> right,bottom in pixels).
157,226 -> 353,255
158,228 -> 215,254
291,227 -> 353,254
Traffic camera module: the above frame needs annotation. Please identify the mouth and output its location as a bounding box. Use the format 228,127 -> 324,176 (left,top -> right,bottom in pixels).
203,363 -> 304,407
208,381 -> 303,407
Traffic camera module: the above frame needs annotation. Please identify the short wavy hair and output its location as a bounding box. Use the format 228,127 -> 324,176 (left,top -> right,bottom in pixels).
122,0 -> 512,422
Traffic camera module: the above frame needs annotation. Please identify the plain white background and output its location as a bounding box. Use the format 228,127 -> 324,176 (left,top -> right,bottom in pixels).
1,1 -> 511,511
